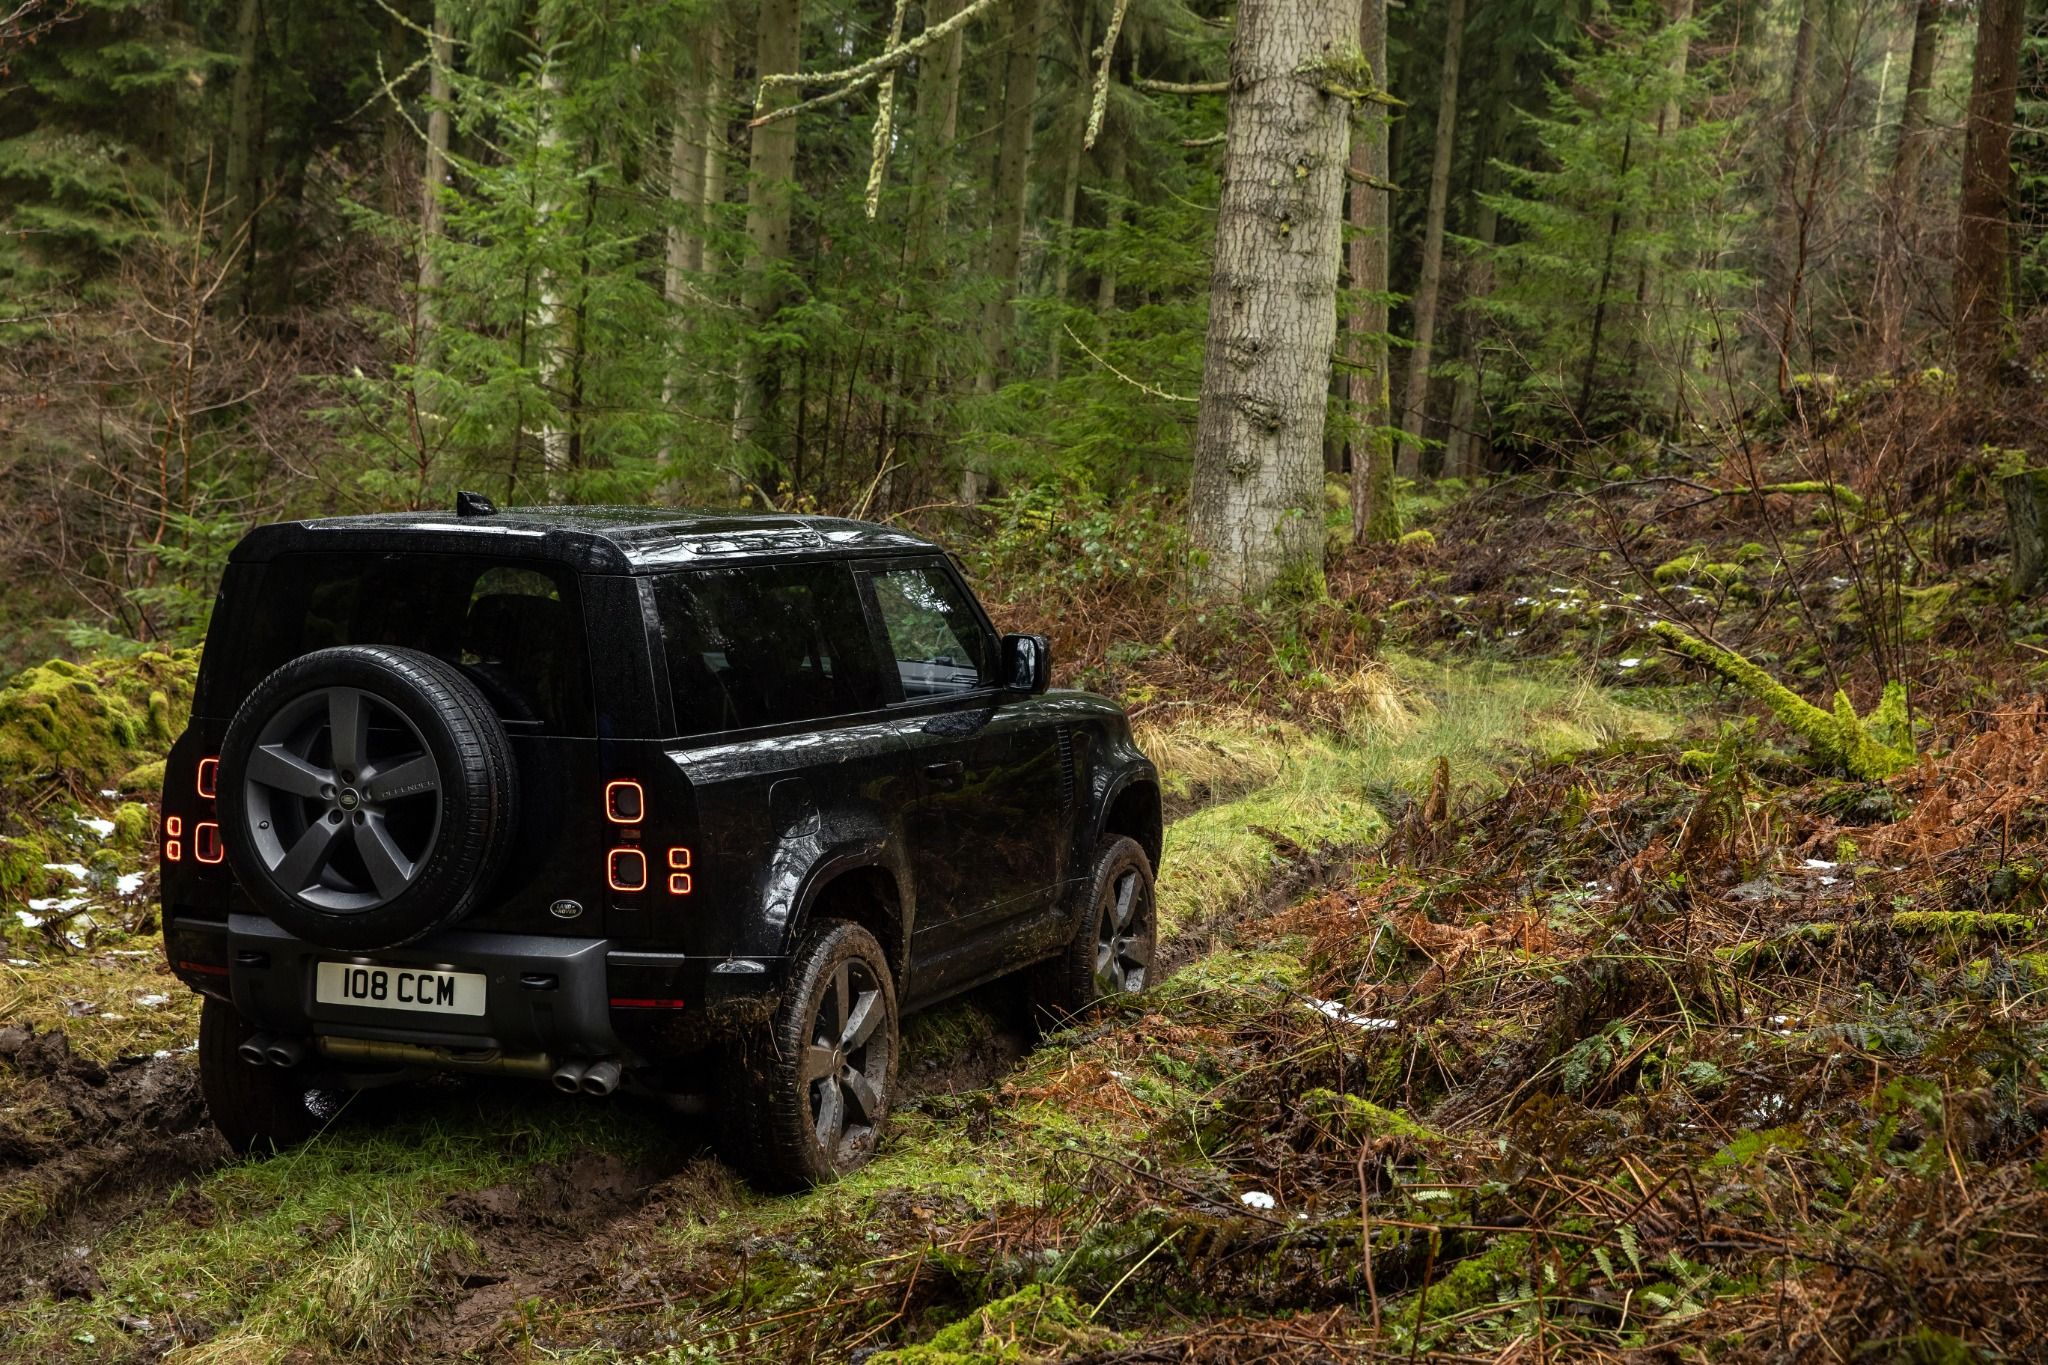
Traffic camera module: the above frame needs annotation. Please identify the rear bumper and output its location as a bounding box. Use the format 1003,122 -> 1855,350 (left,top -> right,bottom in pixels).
171,914 -> 783,1064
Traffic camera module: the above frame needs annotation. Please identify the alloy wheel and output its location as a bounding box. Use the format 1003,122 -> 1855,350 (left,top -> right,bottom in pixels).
241,686 -> 443,913
798,959 -> 890,1165
1093,866 -> 1153,998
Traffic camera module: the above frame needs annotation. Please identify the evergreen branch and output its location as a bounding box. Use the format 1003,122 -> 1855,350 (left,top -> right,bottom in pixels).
1345,167 -> 1401,192
1180,133 -> 1226,149
1062,323 -> 1196,404
1083,0 -> 1131,151
749,0 -> 1003,127
1136,78 -> 1229,95
863,0 -> 910,220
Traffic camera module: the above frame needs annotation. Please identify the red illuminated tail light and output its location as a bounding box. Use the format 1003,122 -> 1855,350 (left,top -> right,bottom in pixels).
668,873 -> 693,895
196,757 -> 219,799
164,814 -> 183,863
165,841 -> 182,862
194,822 -> 224,865
607,848 -> 647,892
604,780 -> 644,824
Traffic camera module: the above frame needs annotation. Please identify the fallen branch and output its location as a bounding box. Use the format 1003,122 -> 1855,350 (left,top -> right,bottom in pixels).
1137,77 -> 1229,95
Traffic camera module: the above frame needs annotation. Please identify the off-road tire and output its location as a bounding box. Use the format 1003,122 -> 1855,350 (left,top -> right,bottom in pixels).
219,644 -> 517,951
198,997 -> 349,1154
1031,835 -> 1156,1024
719,920 -> 898,1190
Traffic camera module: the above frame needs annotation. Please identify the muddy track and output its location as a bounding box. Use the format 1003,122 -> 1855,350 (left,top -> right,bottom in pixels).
1,816 -> 1363,1354
1,1027 -> 227,1300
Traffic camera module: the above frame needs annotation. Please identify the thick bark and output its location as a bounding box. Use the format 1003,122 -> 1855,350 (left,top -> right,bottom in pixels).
1619,0 -> 1693,425
1878,0 -> 1941,366
222,0 -> 264,311
1189,0 -> 1353,597
1348,0 -> 1398,543
417,10 -> 452,363
1393,0 -> 1465,480
1953,0 -> 2027,371
731,0 -> 804,473
2006,468 -> 2048,598
702,20 -> 730,270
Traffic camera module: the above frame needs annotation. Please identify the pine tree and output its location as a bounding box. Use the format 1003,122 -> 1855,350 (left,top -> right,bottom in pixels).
1475,0 -> 1741,445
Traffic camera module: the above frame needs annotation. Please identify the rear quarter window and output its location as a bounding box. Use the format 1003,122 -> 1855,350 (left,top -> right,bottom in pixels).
652,562 -> 886,736
210,553 -> 596,734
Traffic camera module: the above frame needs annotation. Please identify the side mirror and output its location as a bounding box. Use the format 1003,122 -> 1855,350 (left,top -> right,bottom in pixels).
1000,633 -> 1052,695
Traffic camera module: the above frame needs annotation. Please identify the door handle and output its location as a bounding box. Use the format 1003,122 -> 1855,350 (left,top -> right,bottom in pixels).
924,760 -> 965,791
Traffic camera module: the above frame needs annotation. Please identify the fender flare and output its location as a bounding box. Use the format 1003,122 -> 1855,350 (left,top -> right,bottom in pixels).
776,841 -> 914,979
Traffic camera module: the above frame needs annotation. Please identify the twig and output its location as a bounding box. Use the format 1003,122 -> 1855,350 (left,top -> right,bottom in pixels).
1137,77 -> 1229,95
1062,322 -> 1196,404
748,0 -> 1002,127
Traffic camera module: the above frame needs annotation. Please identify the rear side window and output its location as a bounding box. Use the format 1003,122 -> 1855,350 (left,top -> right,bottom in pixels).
864,562 -> 992,699
652,563 -> 885,736
219,553 -> 595,733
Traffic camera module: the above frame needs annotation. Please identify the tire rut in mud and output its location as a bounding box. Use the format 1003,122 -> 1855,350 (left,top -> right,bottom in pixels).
1,1024 -> 227,1302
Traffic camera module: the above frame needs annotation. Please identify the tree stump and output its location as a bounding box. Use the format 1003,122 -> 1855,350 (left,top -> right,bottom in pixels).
2004,467 -> 2048,598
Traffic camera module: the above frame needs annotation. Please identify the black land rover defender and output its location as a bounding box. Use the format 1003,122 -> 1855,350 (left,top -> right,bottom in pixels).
160,500 -> 1161,1187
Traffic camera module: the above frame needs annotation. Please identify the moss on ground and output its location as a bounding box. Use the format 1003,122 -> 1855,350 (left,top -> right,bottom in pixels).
0,650 -> 197,792
872,1284 -> 1116,1363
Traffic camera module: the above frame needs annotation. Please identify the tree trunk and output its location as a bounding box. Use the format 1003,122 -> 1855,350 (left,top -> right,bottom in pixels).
223,0 -> 264,312
661,16 -> 719,467
1953,0 -> 2027,372
732,0 -> 804,477
1618,0 -> 1693,427
701,17 -> 730,271
1446,29 -> 1519,480
2005,467 -> 2048,598
1348,0 -> 1398,544
976,0 -> 1045,372
1393,0 -> 1465,480
1878,0 -> 1941,367
1095,133 -> 1127,313
418,9 -> 452,363
964,0 -> 1043,500
1189,0 -> 1353,598
1048,1 -> 1094,380
1769,0 -> 1817,389
536,60 -> 572,487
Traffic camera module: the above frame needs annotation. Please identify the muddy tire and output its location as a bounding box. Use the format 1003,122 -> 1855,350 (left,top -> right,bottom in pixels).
719,921 -> 898,1190
198,997 -> 348,1154
1031,835 -> 1156,1025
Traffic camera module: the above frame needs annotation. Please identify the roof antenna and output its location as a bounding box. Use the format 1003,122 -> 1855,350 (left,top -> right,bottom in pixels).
455,490 -> 498,518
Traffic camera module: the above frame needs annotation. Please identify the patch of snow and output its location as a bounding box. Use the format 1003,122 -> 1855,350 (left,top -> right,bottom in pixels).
1802,858 -> 1837,870
76,815 -> 116,839
1306,998 -> 1397,1031
27,896 -> 86,914
1513,596 -> 1535,606
5,958 -> 33,968
17,911 -> 42,929
116,872 -> 146,896
136,994 -> 170,1009
1239,1191 -> 1277,1210
1615,658 -> 1642,669
43,862 -> 90,881
99,789 -> 120,800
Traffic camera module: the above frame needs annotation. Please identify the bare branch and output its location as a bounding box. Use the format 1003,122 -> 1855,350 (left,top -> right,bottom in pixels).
1136,78 -> 1229,96
1083,0 -> 1131,151
748,0 -> 1003,128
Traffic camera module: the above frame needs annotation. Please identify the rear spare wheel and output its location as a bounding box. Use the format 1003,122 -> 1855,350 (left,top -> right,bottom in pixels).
218,644 -> 517,951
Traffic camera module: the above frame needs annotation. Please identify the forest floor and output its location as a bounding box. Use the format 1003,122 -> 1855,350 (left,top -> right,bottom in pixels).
6,420 -> 2048,1362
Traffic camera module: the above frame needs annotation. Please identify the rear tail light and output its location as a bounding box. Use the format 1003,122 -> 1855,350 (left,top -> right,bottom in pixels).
666,847 -> 692,896
605,780 -> 644,824
607,848 -> 647,893
164,815 -> 184,862
194,822 -> 224,865
196,757 -> 219,799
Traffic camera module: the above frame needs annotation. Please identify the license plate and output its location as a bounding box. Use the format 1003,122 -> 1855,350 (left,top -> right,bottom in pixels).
315,962 -> 486,1017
